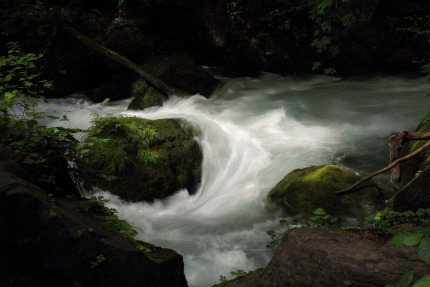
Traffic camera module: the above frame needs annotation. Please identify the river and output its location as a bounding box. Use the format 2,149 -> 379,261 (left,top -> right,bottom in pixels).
41,73 -> 429,286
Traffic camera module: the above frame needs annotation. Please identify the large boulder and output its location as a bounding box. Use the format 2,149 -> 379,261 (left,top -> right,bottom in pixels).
214,228 -> 430,287
0,157 -> 188,287
268,165 -> 381,216
82,116 -> 202,202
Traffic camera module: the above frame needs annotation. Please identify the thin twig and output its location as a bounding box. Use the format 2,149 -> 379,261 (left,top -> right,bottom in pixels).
336,140 -> 430,194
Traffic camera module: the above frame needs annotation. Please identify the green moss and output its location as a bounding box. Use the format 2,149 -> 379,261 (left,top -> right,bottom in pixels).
268,165 -> 381,216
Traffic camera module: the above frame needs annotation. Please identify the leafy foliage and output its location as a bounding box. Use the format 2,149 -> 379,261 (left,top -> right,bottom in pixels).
391,227 -> 430,264
0,42 -> 84,194
82,114 -> 158,181
0,42 -> 52,117
398,14 -> 430,85
90,254 -> 106,269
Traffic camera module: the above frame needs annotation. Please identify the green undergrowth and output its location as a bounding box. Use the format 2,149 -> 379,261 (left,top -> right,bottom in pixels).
266,208 -> 430,252
0,42 -> 85,195
77,195 -> 151,253
76,195 -> 182,263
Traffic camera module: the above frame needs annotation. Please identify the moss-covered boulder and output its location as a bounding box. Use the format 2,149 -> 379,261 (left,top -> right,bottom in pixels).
82,116 -> 202,202
128,80 -> 166,110
268,165 -> 381,216
400,109 -> 430,183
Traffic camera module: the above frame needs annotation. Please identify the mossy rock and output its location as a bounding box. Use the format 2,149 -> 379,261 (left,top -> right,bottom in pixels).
83,117 -> 202,202
388,165 -> 430,212
140,53 -> 219,97
128,82 -> 165,110
400,109 -> 430,183
268,165 -> 381,216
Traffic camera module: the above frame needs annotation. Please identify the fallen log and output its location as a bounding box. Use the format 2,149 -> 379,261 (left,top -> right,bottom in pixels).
336,138 -> 430,194
64,25 -> 191,97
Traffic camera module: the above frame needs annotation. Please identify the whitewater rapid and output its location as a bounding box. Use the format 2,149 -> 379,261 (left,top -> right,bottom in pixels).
41,74 -> 429,286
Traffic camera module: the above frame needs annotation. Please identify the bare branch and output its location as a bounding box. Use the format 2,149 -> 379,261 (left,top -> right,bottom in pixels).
336,139 -> 430,194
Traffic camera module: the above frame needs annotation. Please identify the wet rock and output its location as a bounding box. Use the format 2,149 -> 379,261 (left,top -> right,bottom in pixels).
214,228 -> 430,287
268,165 -> 381,216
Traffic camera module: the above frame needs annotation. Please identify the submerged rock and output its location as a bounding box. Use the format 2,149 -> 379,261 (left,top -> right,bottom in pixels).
0,159 -> 188,287
214,228 -> 430,287
268,165 -> 381,216
82,116 -> 202,202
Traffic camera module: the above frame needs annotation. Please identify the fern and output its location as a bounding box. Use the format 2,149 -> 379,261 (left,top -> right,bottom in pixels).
83,115 -> 159,179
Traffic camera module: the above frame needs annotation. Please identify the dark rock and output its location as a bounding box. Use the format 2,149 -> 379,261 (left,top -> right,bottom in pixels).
214,228 -> 430,287
90,73 -> 135,103
0,162 -> 188,287
140,53 -> 219,97
268,165 -> 381,216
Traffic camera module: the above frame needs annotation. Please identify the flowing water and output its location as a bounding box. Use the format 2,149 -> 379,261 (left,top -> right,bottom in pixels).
41,73 -> 429,286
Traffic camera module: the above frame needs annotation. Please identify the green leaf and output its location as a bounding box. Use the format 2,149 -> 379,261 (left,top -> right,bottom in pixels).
418,237 -> 430,265
414,275 -> 430,287
398,272 -> 414,287
403,235 -> 422,246
391,233 -> 409,245
313,208 -> 325,215
22,158 -> 35,164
